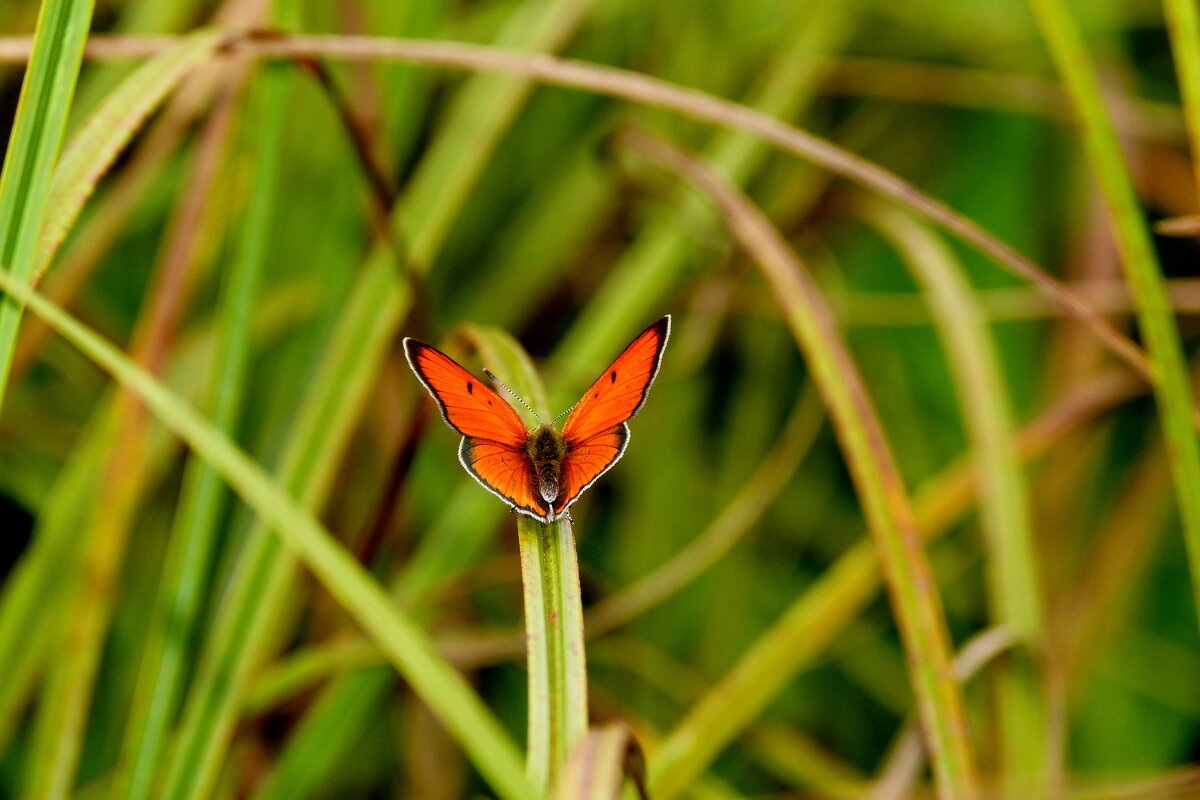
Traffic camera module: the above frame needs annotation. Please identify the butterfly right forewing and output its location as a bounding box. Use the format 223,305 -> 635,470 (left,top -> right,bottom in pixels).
555,316 -> 670,515
404,340 -> 528,447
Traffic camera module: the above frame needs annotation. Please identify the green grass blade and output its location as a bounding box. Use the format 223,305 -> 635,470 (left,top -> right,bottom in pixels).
519,516 -> 588,793
629,134 -> 980,800
36,28 -> 224,283
116,54 -> 290,800
866,202 -> 1048,796
1164,0 -> 1200,195
1026,0 -> 1200,630
0,281 -> 316,756
0,267 -> 535,800
158,249 -> 408,800
0,0 -> 95,411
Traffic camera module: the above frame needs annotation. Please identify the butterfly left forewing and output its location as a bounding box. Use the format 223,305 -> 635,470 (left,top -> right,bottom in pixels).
555,317 -> 670,515
403,339 -> 528,447
560,317 -> 670,445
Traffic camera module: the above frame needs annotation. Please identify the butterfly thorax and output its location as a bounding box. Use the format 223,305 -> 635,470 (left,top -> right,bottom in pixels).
526,424 -> 567,507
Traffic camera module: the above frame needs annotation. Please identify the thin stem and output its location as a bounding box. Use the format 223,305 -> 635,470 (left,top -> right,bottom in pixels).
0,32 -> 1156,383
622,130 -> 981,800
1027,0 -> 1200,637
518,516 -> 588,794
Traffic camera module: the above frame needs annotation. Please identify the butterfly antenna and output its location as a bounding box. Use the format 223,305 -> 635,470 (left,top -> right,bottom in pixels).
552,404 -> 574,425
484,369 -> 544,425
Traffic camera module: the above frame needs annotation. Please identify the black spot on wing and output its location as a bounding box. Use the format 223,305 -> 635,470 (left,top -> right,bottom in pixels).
467,381 -> 473,394
610,370 -> 617,383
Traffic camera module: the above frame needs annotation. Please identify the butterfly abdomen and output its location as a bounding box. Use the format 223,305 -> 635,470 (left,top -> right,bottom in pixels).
526,425 -> 568,507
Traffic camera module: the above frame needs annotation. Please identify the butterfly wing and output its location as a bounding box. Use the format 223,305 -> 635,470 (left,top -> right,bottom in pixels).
556,316 -> 670,511
458,438 -> 552,521
404,339 -> 528,446
557,424 -> 629,512
404,339 -> 547,517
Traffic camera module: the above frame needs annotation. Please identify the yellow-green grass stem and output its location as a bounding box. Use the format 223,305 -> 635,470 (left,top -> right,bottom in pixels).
1027,0 -> 1200,634
0,0 -> 94,413
519,517 -> 589,793
1163,0 -> 1200,196
0,267 -> 535,800
628,131 -> 980,800
865,203 -> 1050,796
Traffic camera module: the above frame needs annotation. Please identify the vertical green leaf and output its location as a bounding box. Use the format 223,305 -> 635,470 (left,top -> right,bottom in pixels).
116,48 -> 290,800
1027,0 -> 1200,631
0,0 -> 95,410
0,268 -> 536,800
519,516 -> 588,792
867,202 -> 1049,797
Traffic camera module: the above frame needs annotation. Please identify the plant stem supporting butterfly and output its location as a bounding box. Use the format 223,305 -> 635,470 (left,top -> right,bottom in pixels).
518,515 -> 588,793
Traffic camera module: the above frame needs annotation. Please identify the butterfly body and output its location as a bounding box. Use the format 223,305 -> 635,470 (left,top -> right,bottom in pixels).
526,424 -> 568,508
405,316 -> 670,523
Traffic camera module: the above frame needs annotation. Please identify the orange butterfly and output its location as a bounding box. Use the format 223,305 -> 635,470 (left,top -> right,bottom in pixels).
403,316 -> 670,523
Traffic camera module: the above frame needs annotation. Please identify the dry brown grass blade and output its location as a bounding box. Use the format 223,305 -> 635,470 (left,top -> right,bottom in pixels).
620,128 -> 980,800
0,32 -> 1154,383
1154,214 -> 1200,236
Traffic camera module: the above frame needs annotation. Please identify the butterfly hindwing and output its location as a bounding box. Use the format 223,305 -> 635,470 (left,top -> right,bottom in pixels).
459,438 -> 551,520
558,423 -> 629,511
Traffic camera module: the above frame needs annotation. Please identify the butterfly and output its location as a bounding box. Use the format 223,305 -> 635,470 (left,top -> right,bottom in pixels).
403,316 -> 670,523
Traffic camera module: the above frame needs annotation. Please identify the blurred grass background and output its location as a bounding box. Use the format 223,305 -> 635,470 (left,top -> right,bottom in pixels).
1,0 -> 1199,797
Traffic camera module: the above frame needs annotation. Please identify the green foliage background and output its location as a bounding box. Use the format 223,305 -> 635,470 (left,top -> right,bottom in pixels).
0,0 -> 1198,797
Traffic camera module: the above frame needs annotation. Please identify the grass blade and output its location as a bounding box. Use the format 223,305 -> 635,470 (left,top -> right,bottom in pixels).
626,132 -> 980,800
1026,0 -> 1200,631
519,516 -> 588,792
35,28 -> 224,283
0,266 -> 535,800
1163,0 -> 1200,195
0,0 -> 95,411
116,52 -> 289,800
866,202 -> 1049,796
